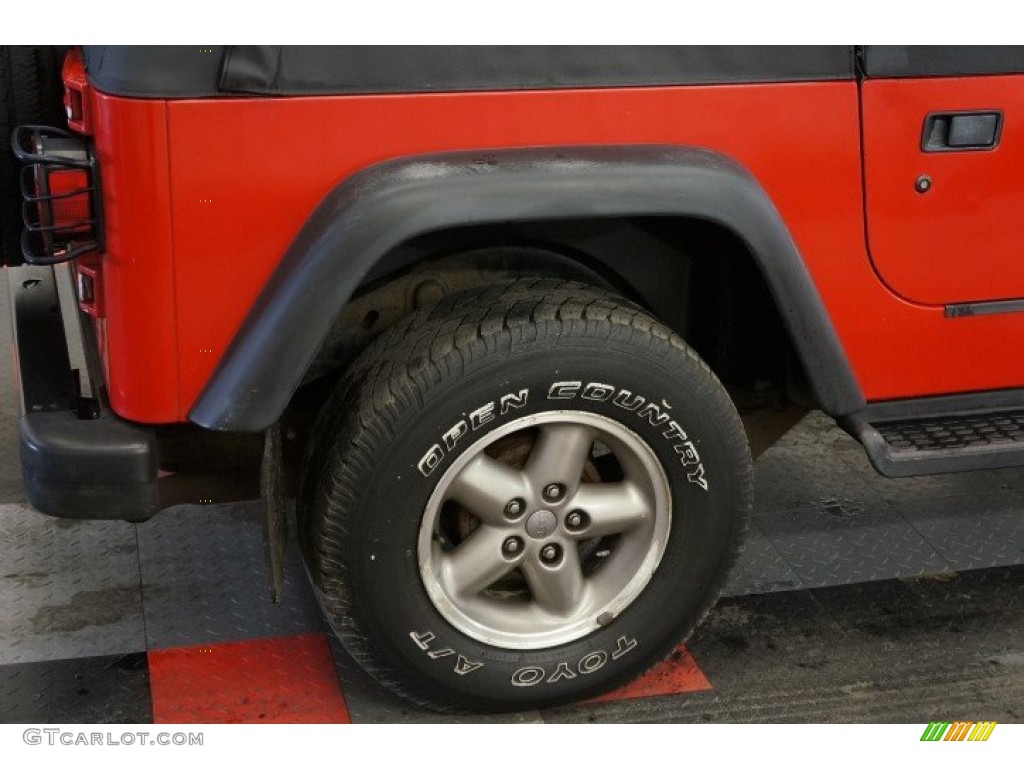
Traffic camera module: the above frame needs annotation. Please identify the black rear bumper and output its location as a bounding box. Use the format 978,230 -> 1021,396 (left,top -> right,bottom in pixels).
8,264 -> 157,521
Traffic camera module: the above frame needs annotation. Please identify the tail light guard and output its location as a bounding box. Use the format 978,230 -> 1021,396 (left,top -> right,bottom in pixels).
11,124 -> 103,266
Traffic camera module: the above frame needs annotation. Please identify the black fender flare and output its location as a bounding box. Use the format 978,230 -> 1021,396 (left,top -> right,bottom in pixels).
190,145 -> 864,431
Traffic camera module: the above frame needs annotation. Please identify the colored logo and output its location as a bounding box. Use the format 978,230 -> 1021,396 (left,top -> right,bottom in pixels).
921,721 -> 997,742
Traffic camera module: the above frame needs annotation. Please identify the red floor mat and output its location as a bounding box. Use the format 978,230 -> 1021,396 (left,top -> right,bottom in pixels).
591,645 -> 712,703
148,633 -> 350,724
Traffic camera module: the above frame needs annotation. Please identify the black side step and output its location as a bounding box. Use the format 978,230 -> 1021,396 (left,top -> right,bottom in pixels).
843,391 -> 1024,478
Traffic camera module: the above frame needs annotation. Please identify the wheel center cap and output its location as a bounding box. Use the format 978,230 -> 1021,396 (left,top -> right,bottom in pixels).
525,509 -> 557,539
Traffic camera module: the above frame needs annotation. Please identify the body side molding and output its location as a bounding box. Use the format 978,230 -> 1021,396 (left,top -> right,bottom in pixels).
189,145 -> 865,431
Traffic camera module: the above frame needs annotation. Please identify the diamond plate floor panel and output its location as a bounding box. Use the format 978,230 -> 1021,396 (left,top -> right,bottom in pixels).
721,522 -> 800,596
0,652 -> 151,724
0,504 -> 145,665
136,501 -> 323,649
755,500 -> 949,590
736,411 -> 1024,593
901,501 -> 1024,572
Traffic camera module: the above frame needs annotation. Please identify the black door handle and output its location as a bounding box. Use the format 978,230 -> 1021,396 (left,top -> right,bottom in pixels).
922,111 -> 1002,152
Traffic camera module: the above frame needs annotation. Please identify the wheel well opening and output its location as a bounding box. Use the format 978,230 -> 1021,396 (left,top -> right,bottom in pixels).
289,216 -> 812,455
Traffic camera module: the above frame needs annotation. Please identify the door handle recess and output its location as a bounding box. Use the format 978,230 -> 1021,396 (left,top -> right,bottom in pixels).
922,111 -> 1002,152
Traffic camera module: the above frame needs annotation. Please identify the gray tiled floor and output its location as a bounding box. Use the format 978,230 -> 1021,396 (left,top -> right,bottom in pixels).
0,505 -> 145,665
135,502 -> 323,649
751,411 -> 1024,587
903,502 -> 1024,571
721,522 -> 800,596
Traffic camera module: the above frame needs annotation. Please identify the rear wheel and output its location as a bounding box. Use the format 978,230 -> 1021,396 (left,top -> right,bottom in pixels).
300,278 -> 752,711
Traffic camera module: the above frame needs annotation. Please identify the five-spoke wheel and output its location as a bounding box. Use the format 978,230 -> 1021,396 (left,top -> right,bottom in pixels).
419,411 -> 671,649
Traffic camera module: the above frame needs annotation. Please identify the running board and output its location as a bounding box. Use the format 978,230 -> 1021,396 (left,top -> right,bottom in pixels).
842,392 -> 1024,478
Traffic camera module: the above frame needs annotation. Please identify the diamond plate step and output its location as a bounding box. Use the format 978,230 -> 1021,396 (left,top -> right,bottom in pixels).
877,411 -> 1024,452
845,403 -> 1024,478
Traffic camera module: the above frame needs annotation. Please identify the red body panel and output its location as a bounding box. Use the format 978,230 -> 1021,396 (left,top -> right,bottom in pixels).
79,75 -> 1024,424
863,75 -> 1024,304
88,94 -> 179,420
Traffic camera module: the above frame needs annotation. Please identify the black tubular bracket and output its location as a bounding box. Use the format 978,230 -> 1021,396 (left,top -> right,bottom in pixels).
11,125 -> 104,266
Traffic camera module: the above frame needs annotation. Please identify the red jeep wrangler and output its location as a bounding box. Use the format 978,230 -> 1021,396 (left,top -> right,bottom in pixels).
3,45 -> 1022,712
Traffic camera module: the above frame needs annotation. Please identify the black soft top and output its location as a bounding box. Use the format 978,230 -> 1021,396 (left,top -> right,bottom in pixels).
82,46 -> 857,98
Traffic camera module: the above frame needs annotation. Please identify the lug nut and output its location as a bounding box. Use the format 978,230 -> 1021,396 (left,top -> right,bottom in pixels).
540,543 -> 562,564
565,510 -> 587,530
503,536 -> 523,556
504,498 -> 525,520
543,483 -> 564,502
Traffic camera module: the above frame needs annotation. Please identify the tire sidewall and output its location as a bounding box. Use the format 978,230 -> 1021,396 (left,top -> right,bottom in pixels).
316,333 -> 749,709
